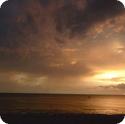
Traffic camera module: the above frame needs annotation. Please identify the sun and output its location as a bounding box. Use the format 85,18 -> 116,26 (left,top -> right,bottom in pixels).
83,70 -> 125,86
93,70 -> 125,85
94,71 -> 119,80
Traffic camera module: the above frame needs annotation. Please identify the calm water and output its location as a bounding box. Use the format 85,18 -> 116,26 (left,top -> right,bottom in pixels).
0,94 -> 125,115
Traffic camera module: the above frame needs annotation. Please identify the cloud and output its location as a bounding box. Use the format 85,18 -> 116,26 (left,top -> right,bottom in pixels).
0,0 -> 125,93
99,83 -> 125,90
56,0 -> 124,35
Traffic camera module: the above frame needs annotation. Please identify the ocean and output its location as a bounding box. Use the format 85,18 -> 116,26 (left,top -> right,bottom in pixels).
0,94 -> 125,115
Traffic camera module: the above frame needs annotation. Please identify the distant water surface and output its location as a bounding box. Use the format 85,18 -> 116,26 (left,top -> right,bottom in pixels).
0,94 -> 125,115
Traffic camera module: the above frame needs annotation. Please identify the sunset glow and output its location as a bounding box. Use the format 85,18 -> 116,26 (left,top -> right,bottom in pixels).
94,71 -> 118,80
83,70 -> 125,87
94,70 -> 125,80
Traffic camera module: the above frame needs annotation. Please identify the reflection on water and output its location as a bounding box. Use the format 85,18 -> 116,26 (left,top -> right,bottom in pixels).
0,94 -> 125,114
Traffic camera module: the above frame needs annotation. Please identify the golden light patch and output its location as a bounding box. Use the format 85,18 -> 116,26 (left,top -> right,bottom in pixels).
83,70 -> 125,86
94,71 -> 119,80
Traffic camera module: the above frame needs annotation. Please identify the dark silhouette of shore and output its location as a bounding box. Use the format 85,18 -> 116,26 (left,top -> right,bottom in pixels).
1,113 -> 124,124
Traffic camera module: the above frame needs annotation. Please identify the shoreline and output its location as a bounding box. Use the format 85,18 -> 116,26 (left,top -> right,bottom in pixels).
1,113 -> 125,124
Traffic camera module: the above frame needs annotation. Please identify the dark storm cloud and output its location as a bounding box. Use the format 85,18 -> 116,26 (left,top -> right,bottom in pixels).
0,0 -> 124,78
56,0 -> 124,35
0,0 -> 124,41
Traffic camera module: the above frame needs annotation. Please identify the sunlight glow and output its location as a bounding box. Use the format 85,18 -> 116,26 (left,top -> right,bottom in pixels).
83,70 -> 125,86
94,71 -> 119,80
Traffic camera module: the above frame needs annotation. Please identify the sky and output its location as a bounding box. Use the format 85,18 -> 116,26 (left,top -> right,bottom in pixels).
0,0 -> 125,94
